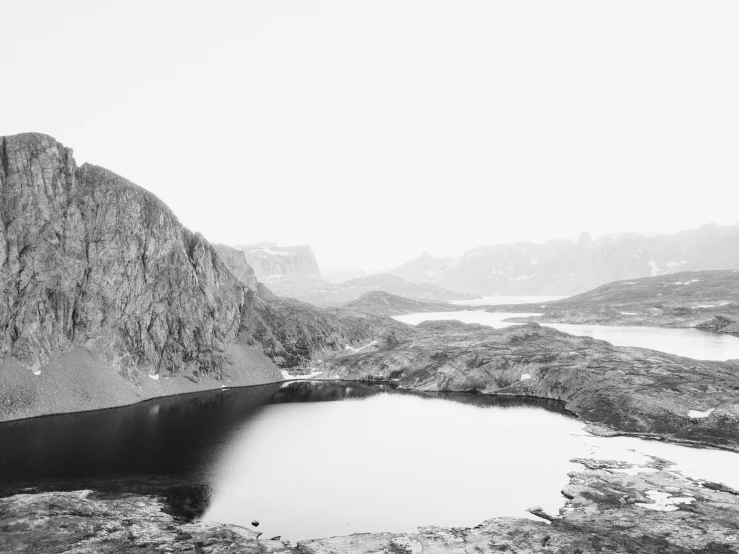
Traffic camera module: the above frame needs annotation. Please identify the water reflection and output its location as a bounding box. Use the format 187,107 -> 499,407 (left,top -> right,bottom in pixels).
203,387 -> 584,542
2,381 -> 739,544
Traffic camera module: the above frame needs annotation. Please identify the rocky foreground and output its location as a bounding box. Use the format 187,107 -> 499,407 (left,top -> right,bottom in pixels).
2,455 -> 738,553
486,270 -> 739,334
318,321 -> 739,452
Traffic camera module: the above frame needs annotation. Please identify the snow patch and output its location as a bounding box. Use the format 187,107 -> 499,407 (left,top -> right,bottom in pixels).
666,259 -> 687,268
647,259 -> 659,276
620,312 -> 637,316
636,490 -> 694,512
520,373 -> 531,381
688,408 -> 715,419
32,370 -> 41,376
281,370 -> 324,380
148,374 -> 160,381
691,305 -> 715,309
345,341 -> 378,353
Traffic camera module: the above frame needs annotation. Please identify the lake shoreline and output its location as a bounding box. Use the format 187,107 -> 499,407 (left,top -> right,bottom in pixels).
2,453 -> 738,553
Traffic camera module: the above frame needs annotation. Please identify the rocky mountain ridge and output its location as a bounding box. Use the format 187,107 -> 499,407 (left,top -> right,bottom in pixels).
391,225 -> 739,296
0,133 -> 389,421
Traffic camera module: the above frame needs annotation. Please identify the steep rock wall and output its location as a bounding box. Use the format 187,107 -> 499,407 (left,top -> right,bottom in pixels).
0,133 -> 249,375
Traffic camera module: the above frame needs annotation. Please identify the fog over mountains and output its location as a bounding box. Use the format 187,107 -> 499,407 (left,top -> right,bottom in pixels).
390,224 -> 739,296
235,224 -> 739,300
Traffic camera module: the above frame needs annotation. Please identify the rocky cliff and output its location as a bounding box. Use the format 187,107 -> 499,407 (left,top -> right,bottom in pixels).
391,226 -> 739,296
0,133 -> 386,421
0,133 -> 251,376
237,243 -> 322,281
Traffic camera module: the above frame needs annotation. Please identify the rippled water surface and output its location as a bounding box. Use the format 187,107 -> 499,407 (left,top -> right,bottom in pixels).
2,381 -> 738,542
393,311 -> 739,361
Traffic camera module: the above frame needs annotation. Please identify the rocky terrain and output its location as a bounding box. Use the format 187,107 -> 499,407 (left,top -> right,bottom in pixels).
317,321 -> 739,452
3,455 -> 738,553
486,269 -> 739,334
3,133 -> 739,553
300,456 -> 739,553
0,133 -> 387,422
391,226 -> 739,296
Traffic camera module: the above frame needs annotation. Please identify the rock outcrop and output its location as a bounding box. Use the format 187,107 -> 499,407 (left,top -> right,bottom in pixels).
0,133 -> 388,421
318,321 -> 739,451
1,133 -> 248,375
299,456 -> 739,553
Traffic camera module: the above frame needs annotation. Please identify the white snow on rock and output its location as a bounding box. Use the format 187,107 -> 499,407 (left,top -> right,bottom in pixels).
648,259 -> 660,276
691,305 -> 715,309
281,370 -> 324,380
345,341 -> 378,353
688,408 -> 715,419
32,370 -> 41,376
520,374 -> 531,381
620,312 -> 637,315
636,490 -> 694,511
665,259 -> 688,268
148,374 -> 160,381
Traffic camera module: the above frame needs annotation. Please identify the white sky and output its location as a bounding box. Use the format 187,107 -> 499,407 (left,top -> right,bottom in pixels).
2,1 -> 738,270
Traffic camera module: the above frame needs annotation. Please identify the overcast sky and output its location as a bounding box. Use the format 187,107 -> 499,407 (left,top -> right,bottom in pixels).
3,1 -> 738,270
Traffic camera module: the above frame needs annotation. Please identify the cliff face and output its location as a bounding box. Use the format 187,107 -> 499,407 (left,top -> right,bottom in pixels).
237,243 -> 322,281
0,134 -> 252,376
0,133 -> 382,387
213,243 -> 261,293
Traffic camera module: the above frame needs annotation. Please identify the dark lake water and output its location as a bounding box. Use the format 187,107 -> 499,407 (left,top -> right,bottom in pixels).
2,381 -> 738,542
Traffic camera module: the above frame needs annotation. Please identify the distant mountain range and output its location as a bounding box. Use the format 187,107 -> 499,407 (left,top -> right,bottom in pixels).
235,243 -> 323,281
228,243 -> 478,306
388,225 -> 739,297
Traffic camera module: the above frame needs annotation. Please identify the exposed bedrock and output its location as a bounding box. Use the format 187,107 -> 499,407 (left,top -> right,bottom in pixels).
318,321 -> 739,451
0,133 -> 251,375
0,133 -> 391,420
